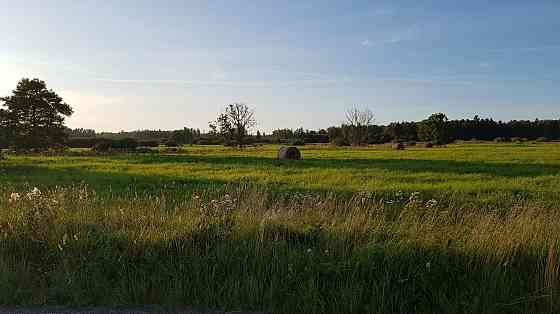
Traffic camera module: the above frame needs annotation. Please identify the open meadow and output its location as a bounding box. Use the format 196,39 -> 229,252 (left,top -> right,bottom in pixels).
2,143 -> 560,313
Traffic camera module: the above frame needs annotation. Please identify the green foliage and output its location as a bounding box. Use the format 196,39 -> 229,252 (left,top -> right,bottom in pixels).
0,78 -> 73,149
494,137 -> 511,143
212,103 -> 256,148
92,138 -> 139,152
290,139 -> 306,146
418,113 -> 450,145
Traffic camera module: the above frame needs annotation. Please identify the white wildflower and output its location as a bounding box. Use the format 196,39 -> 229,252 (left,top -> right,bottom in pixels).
425,199 -> 438,208
26,187 -> 42,200
9,192 -> 21,203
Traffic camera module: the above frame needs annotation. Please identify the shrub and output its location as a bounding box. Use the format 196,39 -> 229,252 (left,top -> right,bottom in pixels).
536,137 -> 548,142
333,137 -> 350,147
113,138 -> 139,150
66,137 -> 100,148
494,137 -> 511,143
290,139 -> 306,146
93,140 -> 112,153
161,147 -> 180,153
137,140 -> 160,147
163,140 -> 178,147
48,144 -> 70,154
135,146 -> 154,153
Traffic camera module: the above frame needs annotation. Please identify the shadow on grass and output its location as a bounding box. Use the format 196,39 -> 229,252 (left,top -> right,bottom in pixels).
124,154 -> 560,178
1,221 -> 554,314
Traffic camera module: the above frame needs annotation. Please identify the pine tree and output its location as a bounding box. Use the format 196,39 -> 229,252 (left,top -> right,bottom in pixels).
0,78 -> 73,149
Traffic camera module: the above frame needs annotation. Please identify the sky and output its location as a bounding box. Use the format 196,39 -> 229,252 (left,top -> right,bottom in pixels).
0,0 -> 559,132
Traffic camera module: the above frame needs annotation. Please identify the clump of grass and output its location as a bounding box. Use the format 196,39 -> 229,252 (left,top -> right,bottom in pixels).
1,185 -> 559,313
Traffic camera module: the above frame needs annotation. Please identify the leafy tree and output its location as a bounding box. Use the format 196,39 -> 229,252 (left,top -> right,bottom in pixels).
213,103 -> 256,148
418,113 -> 450,145
0,78 -> 73,149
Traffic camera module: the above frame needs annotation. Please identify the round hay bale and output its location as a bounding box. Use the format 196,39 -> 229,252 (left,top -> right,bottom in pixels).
278,146 -> 302,160
423,142 -> 434,148
392,143 -> 405,150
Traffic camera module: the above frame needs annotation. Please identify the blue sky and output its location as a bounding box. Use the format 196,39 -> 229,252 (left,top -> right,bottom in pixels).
1,1 -> 559,132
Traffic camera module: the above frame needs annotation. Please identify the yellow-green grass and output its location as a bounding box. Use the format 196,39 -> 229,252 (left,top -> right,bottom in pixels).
1,143 -> 560,313
2,143 -> 560,208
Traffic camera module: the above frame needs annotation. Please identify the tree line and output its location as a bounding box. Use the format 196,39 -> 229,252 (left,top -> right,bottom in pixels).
1,78 -> 559,150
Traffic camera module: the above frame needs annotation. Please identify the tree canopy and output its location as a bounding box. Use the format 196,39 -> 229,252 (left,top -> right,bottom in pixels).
211,103 -> 256,148
0,78 -> 73,149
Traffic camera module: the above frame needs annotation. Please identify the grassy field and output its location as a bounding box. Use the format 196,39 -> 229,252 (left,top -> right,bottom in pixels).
1,143 -> 560,313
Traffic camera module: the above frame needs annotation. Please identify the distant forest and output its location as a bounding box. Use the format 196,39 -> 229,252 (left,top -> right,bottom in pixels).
64,115 -> 560,148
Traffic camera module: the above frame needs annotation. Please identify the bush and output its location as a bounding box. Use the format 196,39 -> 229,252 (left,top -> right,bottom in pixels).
137,140 -> 160,147
163,140 -> 178,147
48,144 -> 70,154
535,137 -> 548,142
93,140 -> 112,153
113,138 -> 139,150
494,137 -> 511,143
92,138 -> 139,153
333,137 -> 350,147
290,139 -> 306,146
135,146 -> 154,153
66,137 -> 100,148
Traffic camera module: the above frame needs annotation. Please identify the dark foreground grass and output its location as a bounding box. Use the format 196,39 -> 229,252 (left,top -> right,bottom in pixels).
1,185 -> 559,314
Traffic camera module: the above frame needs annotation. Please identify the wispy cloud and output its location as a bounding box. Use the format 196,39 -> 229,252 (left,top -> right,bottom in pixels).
94,73 -> 476,87
488,44 -> 560,54
361,30 -> 413,48
93,77 -> 347,88
361,39 -> 374,47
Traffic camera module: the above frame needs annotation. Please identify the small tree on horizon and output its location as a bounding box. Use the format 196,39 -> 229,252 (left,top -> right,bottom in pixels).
0,78 -> 73,149
345,107 -> 374,146
418,113 -> 450,145
213,103 -> 256,148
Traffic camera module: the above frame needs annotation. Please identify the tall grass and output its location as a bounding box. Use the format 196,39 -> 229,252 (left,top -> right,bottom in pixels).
1,184 -> 559,313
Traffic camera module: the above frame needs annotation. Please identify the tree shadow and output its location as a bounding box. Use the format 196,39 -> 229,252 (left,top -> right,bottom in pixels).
1,220 -> 553,314
127,154 -> 560,178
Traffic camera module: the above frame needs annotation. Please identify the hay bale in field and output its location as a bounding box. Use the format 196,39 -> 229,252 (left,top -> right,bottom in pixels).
423,142 -> 434,148
278,146 -> 302,160
392,143 -> 405,150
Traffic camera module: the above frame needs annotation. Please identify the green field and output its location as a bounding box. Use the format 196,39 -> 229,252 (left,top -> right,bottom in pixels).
1,143 -> 560,313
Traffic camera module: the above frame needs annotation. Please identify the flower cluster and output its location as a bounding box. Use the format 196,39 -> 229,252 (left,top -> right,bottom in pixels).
26,187 -> 42,200
9,192 -> 21,203
425,199 -> 438,209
